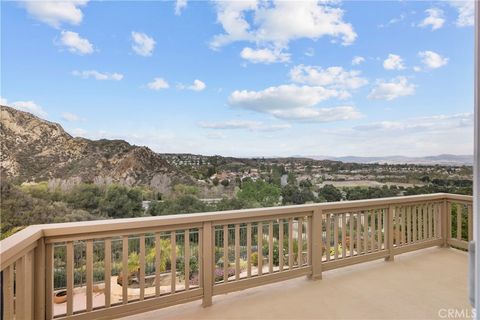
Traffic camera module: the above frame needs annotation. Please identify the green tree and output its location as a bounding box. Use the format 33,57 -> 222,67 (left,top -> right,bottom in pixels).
317,184 -> 342,202
148,195 -> 210,216
237,180 -> 280,207
100,185 -> 143,218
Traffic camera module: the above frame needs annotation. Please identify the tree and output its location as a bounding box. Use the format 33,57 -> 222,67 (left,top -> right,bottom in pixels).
317,185 -> 342,202
67,184 -> 103,211
148,195 -> 210,216
100,185 -> 143,218
237,180 -> 280,207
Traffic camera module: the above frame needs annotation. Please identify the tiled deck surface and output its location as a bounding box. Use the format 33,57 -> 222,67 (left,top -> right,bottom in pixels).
123,247 -> 471,320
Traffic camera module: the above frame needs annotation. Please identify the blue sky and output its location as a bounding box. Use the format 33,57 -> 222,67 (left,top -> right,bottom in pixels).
1,0 -> 475,157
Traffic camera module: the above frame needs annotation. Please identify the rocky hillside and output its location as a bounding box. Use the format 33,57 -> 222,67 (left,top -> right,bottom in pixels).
0,105 -> 192,190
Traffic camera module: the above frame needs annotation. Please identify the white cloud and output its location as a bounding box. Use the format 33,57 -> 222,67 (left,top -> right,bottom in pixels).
7,100 -> 48,118
58,30 -> 93,55
418,8 -> 445,30
355,113 -> 473,132
228,84 -> 361,122
147,78 -> 170,90
368,76 -> 416,101
131,31 -> 156,57
290,65 -> 368,90
418,51 -> 448,69
383,54 -> 405,70
449,0 -> 474,27
210,1 -> 357,50
206,132 -> 226,139
177,79 -> 207,91
175,0 -> 187,15
351,56 -> 365,65
240,47 -> 290,64
61,112 -> 83,122
304,48 -> 315,57
72,70 -> 123,81
199,120 -> 291,132
413,66 -> 422,72
21,0 -> 88,28
69,128 -> 88,136
0,97 -> 7,105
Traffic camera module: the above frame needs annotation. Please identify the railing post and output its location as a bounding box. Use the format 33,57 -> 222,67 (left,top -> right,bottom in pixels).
442,199 -> 450,247
385,205 -> 395,262
310,208 -> 323,280
202,221 -> 213,307
34,238 -> 46,320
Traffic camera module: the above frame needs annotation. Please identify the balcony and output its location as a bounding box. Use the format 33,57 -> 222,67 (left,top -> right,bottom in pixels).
0,193 -> 473,320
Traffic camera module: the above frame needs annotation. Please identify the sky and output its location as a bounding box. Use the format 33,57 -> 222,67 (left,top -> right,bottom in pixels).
1,0 -> 475,157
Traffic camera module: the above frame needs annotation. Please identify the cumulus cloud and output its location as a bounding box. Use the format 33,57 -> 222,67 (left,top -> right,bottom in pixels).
199,120 -> 291,132
351,56 -> 365,65
72,70 -> 123,81
58,30 -> 93,55
4,99 -> 48,118
131,31 -> 156,56
21,0 -> 88,28
449,0 -> 474,27
419,51 -> 448,69
228,84 -> 361,122
383,54 -> 405,70
175,0 -> 187,15
418,8 -> 445,30
240,47 -> 290,64
290,65 -> 368,90
177,79 -> 207,91
210,1 -> 357,60
368,76 -> 416,101
147,78 -> 170,90
61,112 -> 83,122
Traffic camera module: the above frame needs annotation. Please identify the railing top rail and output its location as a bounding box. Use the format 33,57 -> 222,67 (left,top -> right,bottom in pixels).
0,193 -> 472,268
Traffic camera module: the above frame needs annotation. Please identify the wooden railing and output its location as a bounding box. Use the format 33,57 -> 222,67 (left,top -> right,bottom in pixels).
0,193 -> 473,320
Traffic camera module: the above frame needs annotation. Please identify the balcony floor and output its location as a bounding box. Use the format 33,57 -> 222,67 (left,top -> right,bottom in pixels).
122,247 -> 470,320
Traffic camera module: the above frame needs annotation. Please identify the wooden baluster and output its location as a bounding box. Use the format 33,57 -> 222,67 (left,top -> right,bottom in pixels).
86,240 -> 94,311
3,264 -> 14,319
341,214 -> 346,258
307,216 -> 312,266
155,233 -> 161,297
456,203 -> 462,240
423,204 -> 428,241
298,217 -> 303,266
406,206 -> 412,244
385,205 -> 395,261
428,204 -> 433,239
401,207 -> 406,245
138,235 -> 146,300
326,214 -> 331,261
468,204 -> 473,241
413,206 -> 418,243
247,223 -> 252,277
333,215 -> 339,259
185,230 -> 190,290
288,219 -> 293,269
349,213 -> 354,256
418,206 -> 423,241
447,201 -> 452,242
370,210 -> 376,251
122,236 -> 128,304
377,210 -> 383,250
258,222 -> 263,275
279,220 -> 284,271
202,222 -> 213,307
104,238 -> 111,307
16,256 -> 26,319
235,225 -> 240,280
46,244 -> 54,320
363,211 -> 368,253
311,208 -> 323,279
356,213 -> 361,255
171,231 -> 177,292
65,242 -> 75,314
269,221 -> 274,273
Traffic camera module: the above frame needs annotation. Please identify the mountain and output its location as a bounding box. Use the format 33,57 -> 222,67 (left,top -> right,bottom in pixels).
0,105 -> 192,189
305,154 -> 473,166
